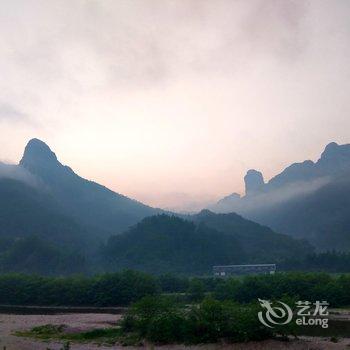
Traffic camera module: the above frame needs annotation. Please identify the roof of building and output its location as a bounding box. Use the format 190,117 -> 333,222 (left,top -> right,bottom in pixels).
213,264 -> 276,268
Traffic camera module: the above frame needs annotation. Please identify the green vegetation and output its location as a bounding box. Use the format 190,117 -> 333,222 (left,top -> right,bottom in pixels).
103,214 -> 313,275
1,212 -> 347,276
0,235 -> 87,275
104,215 -> 244,274
120,296 -> 279,344
3,181 -> 349,276
0,178 -> 89,248
281,251 -> 350,272
11,271 -> 350,345
2,140 -> 350,277
15,324 -> 121,345
0,175 -> 315,276
16,296 -> 298,346
191,210 -> 313,262
1,271 -> 350,308
16,324 -> 67,340
0,270 -> 158,306
0,177 -> 91,276
212,273 -> 350,307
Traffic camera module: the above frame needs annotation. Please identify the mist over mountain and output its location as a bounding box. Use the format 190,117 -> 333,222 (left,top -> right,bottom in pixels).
0,138 -> 314,274
19,138 -> 161,237
0,177 -> 87,247
0,177 -> 90,275
212,142 -> 350,250
0,138 -> 162,274
0,161 -> 37,185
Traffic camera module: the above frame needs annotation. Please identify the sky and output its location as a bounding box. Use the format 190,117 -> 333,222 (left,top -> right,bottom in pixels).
1,0 -> 350,211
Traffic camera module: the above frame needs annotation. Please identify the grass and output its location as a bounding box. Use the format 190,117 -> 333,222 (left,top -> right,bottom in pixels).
14,324 -> 129,345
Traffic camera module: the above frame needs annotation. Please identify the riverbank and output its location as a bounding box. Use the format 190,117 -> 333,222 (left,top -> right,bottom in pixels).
1,312 -> 350,350
0,304 -> 126,315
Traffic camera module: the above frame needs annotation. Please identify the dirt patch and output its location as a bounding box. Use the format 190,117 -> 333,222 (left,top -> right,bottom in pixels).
1,313 -> 350,350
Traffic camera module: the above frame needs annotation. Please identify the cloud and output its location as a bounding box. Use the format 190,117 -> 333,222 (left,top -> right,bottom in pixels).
0,103 -> 27,122
0,161 -> 38,186
0,0 -> 308,93
212,177 -> 330,214
1,0 -> 350,211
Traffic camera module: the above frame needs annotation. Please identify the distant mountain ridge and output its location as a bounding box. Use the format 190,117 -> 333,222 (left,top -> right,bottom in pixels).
213,142 -> 350,250
0,138 -> 163,274
265,142 -> 350,191
248,142 -> 350,194
0,138 -> 314,274
19,138 -> 161,236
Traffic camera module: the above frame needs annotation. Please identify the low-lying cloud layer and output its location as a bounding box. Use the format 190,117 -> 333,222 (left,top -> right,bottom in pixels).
0,162 -> 37,186
212,177 -> 330,214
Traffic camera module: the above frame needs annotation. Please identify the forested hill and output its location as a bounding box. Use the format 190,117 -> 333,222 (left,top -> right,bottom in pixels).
0,177 -> 90,275
0,177 -> 88,247
103,214 -> 313,275
191,210 -> 312,261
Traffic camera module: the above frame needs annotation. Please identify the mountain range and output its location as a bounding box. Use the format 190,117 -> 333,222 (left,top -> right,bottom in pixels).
0,138 -> 313,274
212,142 -> 350,250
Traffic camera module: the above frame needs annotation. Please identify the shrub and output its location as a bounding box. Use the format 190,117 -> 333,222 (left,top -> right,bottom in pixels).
120,296 -> 277,344
187,278 -> 205,302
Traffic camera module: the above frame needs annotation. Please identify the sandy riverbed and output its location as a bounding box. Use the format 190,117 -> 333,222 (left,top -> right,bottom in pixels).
1,313 -> 350,350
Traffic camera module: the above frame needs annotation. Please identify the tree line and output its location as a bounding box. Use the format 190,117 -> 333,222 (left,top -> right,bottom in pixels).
0,271 -> 349,308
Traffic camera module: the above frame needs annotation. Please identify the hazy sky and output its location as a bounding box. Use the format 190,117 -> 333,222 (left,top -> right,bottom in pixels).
1,0 -> 350,211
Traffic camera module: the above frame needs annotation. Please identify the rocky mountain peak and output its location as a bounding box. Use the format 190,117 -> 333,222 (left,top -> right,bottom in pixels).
244,169 -> 264,196
20,138 -> 58,167
320,142 -> 340,159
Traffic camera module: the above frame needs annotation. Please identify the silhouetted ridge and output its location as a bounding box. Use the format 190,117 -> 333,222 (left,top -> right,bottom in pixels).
18,138 -> 160,236
0,139 -> 316,274
213,141 -> 350,250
